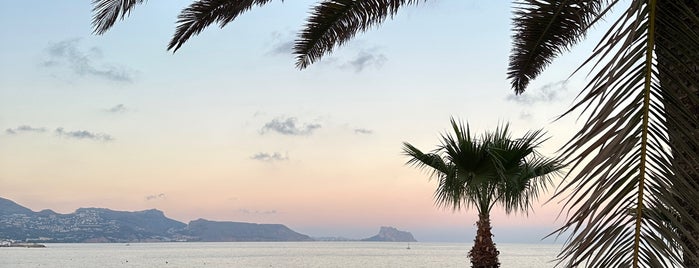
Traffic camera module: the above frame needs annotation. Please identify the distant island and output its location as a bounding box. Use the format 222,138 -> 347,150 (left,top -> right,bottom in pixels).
362,226 -> 417,242
314,226 -> 417,242
0,197 -> 416,243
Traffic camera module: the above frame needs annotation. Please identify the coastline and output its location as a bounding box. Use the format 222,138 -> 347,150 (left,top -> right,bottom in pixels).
0,242 -> 46,248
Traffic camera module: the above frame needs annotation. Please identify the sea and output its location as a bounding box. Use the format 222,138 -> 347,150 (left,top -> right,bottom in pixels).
0,242 -> 561,267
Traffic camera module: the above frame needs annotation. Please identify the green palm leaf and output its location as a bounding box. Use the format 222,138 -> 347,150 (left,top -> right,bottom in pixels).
168,0 -> 275,52
91,0 -> 146,34
403,118 -> 563,215
294,0 -> 421,69
551,1 -> 699,266
508,0 -> 609,94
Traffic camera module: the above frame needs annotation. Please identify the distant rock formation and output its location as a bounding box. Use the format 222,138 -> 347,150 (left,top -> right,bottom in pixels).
0,197 -> 311,243
362,226 -> 417,242
184,219 -> 313,242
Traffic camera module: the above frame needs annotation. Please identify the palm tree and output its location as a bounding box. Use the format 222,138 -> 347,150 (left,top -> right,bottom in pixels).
402,119 -> 563,268
92,0 -> 699,266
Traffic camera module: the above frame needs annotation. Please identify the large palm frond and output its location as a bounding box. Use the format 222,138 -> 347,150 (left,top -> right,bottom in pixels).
655,1 -> 699,265
551,0 -> 699,266
91,0 -> 146,34
402,142 -> 464,211
501,157 -> 562,214
488,128 -> 564,215
168,0 -> 275,52
294,0 -> 422,69
508,0 -> 609,94
91,0 -> 278,51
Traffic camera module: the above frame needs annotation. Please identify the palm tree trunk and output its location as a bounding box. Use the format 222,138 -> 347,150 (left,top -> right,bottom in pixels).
656,1 -> 699,266
468,213 -> 500,268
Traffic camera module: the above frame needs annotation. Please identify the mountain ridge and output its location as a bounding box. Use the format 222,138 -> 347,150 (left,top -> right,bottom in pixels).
0,197 -> 309,243
0,197 -> 416,243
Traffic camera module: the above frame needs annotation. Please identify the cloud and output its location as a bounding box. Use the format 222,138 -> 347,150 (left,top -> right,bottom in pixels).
5,125 -> 114,142
354,128 -> 373,135
43,39 -> 135,82
145,193 -> 166,201
341,49 -> 388,73
106,104 -> 127,113
260,117 -> 321,136
237,209 -> 277,215
270,41 -> 294,55
55,127 -> 114,142
266,31 -> 295,56
506,80 -> 568,105
519,111 -> 533,120
250,152 -> 289,162
5,125 -> 47,135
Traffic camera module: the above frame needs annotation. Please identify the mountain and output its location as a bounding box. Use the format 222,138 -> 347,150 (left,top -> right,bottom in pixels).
0,197 -> 33,215
184,219 -> 313,242
0,197 -> 311,243
362,226 -> 417,242
0,200 -> 186,243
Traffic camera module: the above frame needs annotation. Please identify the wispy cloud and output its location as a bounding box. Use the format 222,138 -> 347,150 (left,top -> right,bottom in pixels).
250,152 -> 289,162
145,193 -> 166,201
43,39 -> 135,82
260,117 -> 321,136
106,104 -> 127,113
341,49 -> 387,73
270,41 -> 294,55
238,209 -> 277,215
354,128 -> 373,135
55,127 -> 113,142
6,125 -> 114,142
5,125 -> 47,135
506,80 -> 568,105
266,31 -> 295,56
519,111 -> 533,121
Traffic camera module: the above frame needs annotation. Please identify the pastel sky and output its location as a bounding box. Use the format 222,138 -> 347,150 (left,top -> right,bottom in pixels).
0,1 -> 610,242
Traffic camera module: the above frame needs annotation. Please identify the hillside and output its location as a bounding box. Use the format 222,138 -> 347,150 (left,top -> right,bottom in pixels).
184,219 -> 313,242
0,197 -> 311,243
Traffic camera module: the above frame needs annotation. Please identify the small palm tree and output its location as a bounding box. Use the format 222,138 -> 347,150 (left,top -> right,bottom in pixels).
402,119 -> 563,268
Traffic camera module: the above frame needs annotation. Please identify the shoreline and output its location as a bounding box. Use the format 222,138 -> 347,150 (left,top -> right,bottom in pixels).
0,243 -> 46,248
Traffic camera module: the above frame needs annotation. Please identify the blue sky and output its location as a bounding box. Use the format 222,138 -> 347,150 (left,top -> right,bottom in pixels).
0,1 -> 608,242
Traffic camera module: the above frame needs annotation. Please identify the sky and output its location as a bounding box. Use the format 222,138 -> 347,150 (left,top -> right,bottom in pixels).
0,1 -> 610,242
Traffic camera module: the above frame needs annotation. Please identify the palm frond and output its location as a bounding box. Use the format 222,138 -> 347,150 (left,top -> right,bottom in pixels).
168,0 -> 275,52
91,0 -> 146,34
402,142 -> 464,210
489,128 -> 564,215
508,0 -> 609,94
294,0 -> 421,69
404,119 -> 562,216
552,0 -> 699,266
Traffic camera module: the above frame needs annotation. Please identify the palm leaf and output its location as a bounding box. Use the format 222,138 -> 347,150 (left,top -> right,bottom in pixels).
294,0 -> 421,69
508,0 -> 609,94
552,0 -> 699,266
168,0 -> 275,52
402,142 -> 465,210
91,0 -> 146,34
404,119 -> 563,216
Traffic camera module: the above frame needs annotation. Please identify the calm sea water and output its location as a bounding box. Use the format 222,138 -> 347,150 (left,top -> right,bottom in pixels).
0,242 -> 561,267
